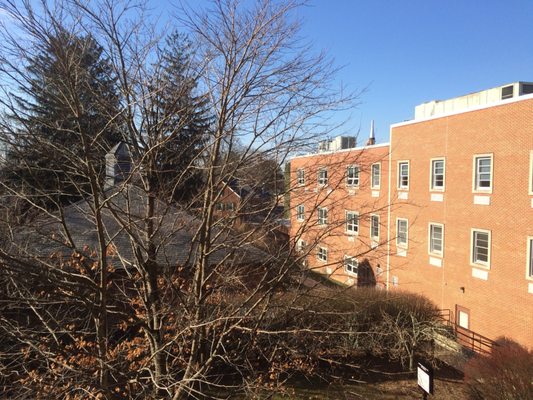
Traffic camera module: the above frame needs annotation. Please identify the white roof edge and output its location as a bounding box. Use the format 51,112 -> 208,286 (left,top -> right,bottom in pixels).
392,92 -> 533,129
290,142 -> 390,161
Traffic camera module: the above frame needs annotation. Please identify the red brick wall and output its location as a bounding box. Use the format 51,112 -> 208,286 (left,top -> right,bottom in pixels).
390,97 -> 533,346
290,144 -> 390,287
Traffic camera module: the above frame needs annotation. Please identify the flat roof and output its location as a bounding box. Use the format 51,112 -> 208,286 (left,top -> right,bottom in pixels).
290,142 -> 390,161
392,92 -> 533,129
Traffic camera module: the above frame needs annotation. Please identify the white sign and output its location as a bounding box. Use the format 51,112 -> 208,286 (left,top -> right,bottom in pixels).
417,361 -> 433,395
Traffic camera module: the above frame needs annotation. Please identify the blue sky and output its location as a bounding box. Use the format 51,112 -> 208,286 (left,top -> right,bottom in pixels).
294,0 -> 533,143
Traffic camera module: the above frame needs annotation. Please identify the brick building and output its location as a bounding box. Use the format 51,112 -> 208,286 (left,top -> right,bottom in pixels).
289,82 -> 533,348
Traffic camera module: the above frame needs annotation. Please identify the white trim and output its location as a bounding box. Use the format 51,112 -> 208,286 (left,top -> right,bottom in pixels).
470,228 -> 491,269
527,237 -> 533,281
317,207 -> 328,225
317,168 -> 328,186
290,142 -> 390,161
296,168 -> 305,186
317,246 -> 328,262
396,218 -> 409,249
472,153 -> 494,194
386,128 -> 392,291
345,210 -> 359,235
345,164 -> 360,187
391,92 -> 533,128
429,157 -> 445,192
529,151 -> 533,196
370,213 -> 380,242
296,204 -> 305,222
397,160 -> 410,190
296,238 -> 307,253
371,162 -> 381,189
428,222 -> 444,257
344,255 -> 358,276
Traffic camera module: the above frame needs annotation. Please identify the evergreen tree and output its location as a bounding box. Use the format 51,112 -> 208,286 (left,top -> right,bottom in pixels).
149,32 -> 212,202
2,30 -> 122,210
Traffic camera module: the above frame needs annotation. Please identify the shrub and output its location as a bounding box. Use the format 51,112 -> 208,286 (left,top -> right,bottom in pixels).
464,337 -> 533,400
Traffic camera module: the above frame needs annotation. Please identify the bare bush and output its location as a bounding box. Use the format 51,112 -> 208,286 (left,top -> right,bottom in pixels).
464,338 -> 533,400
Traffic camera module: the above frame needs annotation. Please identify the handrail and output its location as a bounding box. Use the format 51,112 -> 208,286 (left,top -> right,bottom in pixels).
437,308 -> 496,354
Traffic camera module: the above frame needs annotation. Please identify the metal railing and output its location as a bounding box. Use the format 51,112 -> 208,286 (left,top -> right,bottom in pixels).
438,309 -> 496,355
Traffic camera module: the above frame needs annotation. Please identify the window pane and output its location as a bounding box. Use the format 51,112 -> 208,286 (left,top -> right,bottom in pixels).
476,157 -> 491,190
473,231 -> 489,263
372,164 -> 380,187
529,239 -> 533,278
430,225 -> 443,253
432,160 -> 444,189
371,215 -> 380,238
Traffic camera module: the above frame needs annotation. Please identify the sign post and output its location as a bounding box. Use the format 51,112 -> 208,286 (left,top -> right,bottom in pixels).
417,360 -> 434,399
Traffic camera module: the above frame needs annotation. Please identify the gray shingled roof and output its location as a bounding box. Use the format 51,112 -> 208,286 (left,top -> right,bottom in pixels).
12,185 -> 267,269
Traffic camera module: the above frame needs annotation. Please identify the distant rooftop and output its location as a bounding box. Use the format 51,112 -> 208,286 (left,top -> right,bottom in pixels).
414,81 -> 533,119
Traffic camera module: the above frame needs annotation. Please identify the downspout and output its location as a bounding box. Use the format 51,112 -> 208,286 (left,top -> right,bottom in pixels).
386,128 -> 393,290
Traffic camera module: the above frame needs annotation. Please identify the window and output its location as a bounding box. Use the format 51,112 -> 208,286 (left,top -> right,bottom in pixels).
430,159 -> 445,191
370,214 -> 380,241
216,203 -> 224,211
318,207 -> 328,225
529,151 -> 533,195
345,211 -> 359,234
317,246 -> 328,262
226,202 -> 235,211
501,85 -> 514,100
371,163 -> 381,189
344,256 -> 358,275
472,229 -> 491,267
297,169 -> 305,185
527,237 -> 533,279
296,204 -> 305,221
318,168 -> 328,186
429,223 -> 444,256
398,161 -> 409,189
397,218 -> 408,247
296,239 -> 307,253
346,165 -> 360,186
474,155 -> 492,192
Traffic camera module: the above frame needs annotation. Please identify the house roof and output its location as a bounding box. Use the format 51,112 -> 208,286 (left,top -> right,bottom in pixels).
11,185 -> 267,269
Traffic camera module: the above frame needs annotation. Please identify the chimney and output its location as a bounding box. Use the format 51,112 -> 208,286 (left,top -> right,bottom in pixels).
105,142 -> 132,189
366,120 -> 376,146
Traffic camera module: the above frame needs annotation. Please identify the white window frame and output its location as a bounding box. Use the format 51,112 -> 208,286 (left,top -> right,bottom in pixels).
430,158 -> 445,191
526,237 -> 533,280
296,204 -> 305,221
226,202 -> 235,211
470,228 -> 491,268
318,207 -> 328,225
472,154 -> 493,193
296,238 -> 307,253
371,162 -> 381,189
428,223 -> 444,256
317,246 -> 328,262
216,202 -> 224,211
370,214 -> 380,242
345,210 -> 359,235
297,168 -> 305,186
397,161 -> 410,190
317,168 -> 328,186
346,165 -> 360,187
396,218 -> 408,248
344,255 -> 358,276
529,151 -> 533,195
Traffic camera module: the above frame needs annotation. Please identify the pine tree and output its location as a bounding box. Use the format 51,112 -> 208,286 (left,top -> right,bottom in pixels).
149,32 -> 212,202
3,30 -> 122,210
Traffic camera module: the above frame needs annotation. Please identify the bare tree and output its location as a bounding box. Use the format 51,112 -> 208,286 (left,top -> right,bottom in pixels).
0,1 -> 442,399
